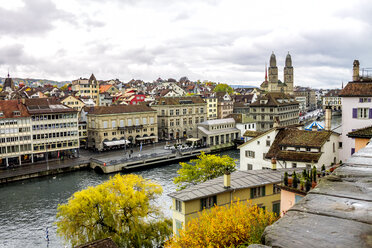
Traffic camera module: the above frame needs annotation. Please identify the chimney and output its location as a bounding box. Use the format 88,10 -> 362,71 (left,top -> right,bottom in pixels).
224,169 -> 231,188
325,106 -> 332,131
353,60 -> 360,81
271,158 -> 277,170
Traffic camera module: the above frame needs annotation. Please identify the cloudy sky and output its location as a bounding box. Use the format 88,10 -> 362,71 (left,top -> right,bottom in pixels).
0,0 -> 371,88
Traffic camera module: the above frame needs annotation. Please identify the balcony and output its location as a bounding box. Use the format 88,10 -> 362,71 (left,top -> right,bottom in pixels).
118,125 -> 143,131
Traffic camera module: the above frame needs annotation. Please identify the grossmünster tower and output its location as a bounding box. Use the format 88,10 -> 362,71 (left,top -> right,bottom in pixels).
260,52 -> 294,95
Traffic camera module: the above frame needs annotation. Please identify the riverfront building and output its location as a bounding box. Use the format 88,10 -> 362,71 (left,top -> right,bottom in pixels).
205,96 -> 218,120
151,96 -> 207,140
168,169 -> 284,235
0,98 -> 79,167
197,118 -> 240,147
86,105 -> 158,151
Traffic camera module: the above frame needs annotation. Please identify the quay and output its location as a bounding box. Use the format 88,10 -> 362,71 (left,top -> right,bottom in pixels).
0,141 -> 236,185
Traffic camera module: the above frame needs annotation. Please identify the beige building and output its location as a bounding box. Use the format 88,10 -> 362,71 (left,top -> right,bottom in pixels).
205,96 -> 218,120
249,92 -> 299,132
216,92 -> 234,119
168,169 -> 284,235
60,95 -> 85,113
86,105 -> 158,151
152,96 -> 207,140
72,74 -> 100,105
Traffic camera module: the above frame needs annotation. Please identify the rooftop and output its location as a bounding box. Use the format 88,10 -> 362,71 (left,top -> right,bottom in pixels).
347,125 -> 372,139
169,169 -> 297,202
339,81 -> 372,97
262,140 -> 372,248
250,92 -> 298,107
152,96 -> 205,106
86,105 -> 155,115
199,118 -> 235,126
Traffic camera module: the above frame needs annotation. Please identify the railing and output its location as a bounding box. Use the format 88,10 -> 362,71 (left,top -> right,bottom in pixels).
117,125 -> 143,130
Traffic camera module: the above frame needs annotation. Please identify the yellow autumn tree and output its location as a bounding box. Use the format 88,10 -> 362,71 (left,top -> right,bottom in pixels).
166,201 -> 278,248
56,174 -> 172,247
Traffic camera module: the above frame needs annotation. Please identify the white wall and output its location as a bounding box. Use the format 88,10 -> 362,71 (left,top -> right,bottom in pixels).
340,97 -> 372,161
239,129 -> 276,170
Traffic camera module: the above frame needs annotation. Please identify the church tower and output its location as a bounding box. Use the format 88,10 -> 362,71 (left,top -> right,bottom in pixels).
268,52 -> 278,92
284,52 -> 294,94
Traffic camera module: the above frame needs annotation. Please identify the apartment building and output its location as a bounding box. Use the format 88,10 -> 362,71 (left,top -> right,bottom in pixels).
25,98 -> 79,161
0,100 -> 32,167
322,89 -> 342,111
86,105 -> 157,151
0,98 -> 79,167
249,93 -> 299,132
72,74 -> 100,105
152,96 -> 207,140
216,92 -> 234,119
205,96 -> 218,120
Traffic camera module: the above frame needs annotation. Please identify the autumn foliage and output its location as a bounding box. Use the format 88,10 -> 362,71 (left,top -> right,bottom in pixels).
166,201 -> 278,248
56,174 -> 172,247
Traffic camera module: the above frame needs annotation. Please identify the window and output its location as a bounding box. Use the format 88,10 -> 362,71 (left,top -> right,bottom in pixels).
333,142 -> 335,152
119,120 -> 124,127
266,140 -> 271,146
175,200 -> 182,212
292,163 -> 297,168
175,220 -> 183,236
111,121 -> 116,128
273,184 -> 280,194
250,186 -> 265,199
176,109 -> 179,115
150,117 -> 154,124
200,196 -> 217,210
128,119 -> 132,126
143,118 -> 147,125
245,150 -> 255,158
161,110 -> 165,116
104,132 -> 108,136
183,109 -> 187,115
135,118 -> 140,126
247,164 -> 253,170
339,142 -> 342,148
359,97 -> 371,103
170,109 -> 174,116
103,121 -> 108,128
272,202 -> 280,216
257,141 -> 260,145
354,108 -> 370,119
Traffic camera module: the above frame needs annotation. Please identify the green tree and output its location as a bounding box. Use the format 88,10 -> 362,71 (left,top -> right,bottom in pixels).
165,201 -> 278,248
213,83 -> 233,94
60,84 -> 69,91
56,174 -> 172,247
174,152 -> 237,190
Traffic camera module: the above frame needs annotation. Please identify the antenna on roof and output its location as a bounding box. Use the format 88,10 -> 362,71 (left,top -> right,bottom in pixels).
7,68 -> 9,78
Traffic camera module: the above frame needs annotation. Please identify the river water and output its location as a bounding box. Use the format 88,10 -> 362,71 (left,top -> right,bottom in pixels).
0,115 -> 341,248
0,150 -> 240,248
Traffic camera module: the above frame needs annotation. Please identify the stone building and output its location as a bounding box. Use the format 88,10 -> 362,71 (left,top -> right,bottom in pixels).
249,92 -> 299,132
151,96 -> 207,140
72,74 -> 100,106
260,52 -> 294,95
86,105 -> 157,151
294,86 -> 317,111
322,89 -> 342,111
204,96 -> 218,120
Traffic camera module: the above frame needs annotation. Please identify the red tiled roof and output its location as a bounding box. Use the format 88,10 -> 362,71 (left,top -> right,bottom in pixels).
339,81 -> 372,97
0,100 -> 30,119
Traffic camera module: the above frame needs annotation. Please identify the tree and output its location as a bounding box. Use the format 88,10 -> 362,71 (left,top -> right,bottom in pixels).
213,83 -> 233,94
56,174 -> 172,247
60,84 -> 69,91
173,152 -> 237,190
165,201 -> 278,248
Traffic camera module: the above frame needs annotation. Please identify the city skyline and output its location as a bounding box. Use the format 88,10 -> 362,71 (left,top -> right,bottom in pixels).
1,0 -> 372,88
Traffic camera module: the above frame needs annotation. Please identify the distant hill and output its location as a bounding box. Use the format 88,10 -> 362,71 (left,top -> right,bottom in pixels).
0,77 -> 71,88
230,84 -> 259,89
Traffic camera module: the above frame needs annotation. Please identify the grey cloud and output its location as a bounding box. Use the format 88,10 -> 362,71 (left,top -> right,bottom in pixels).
0,0 -> 75,35
0,44 -> 35,65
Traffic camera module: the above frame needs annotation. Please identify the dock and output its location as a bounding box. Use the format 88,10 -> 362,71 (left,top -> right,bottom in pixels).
0,143 -> 235,184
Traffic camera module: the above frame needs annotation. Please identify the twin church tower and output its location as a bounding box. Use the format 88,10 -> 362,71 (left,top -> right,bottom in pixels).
260,52 -> 294,95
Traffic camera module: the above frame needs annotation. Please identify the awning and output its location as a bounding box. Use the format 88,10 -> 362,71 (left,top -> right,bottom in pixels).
186,138 -> 201,142
104,140 -> 130,146
135,135 -> 157,140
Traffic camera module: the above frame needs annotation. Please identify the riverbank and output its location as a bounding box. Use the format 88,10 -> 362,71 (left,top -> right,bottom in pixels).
0,141 -> 236,185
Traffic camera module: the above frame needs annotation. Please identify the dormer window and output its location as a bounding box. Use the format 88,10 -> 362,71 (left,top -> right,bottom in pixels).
0,111 -> 3,117
13,111 -> 20,116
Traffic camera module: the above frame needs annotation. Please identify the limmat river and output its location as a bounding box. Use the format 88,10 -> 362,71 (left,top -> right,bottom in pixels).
0,115 -> 341,248
0,150 -> 240,248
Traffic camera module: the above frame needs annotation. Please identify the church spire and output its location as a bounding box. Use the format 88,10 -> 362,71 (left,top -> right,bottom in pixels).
265,63 -> 268,81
